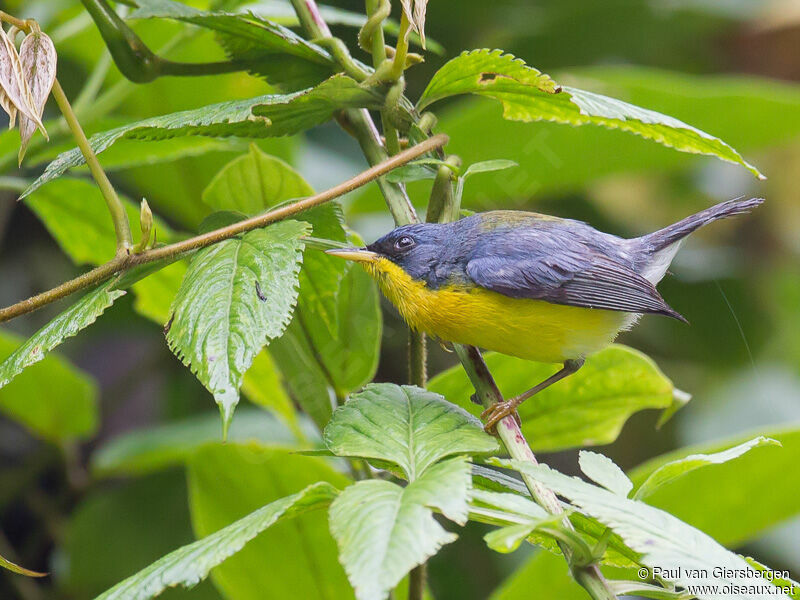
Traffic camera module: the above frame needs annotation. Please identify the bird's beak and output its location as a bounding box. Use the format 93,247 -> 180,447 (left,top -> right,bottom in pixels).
324,247 -> 380,263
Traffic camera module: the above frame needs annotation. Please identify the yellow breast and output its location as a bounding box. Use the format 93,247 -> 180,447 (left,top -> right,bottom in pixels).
363,258 -> 633,364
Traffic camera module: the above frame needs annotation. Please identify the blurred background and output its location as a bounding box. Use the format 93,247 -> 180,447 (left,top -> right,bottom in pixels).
0,0 -> 798,598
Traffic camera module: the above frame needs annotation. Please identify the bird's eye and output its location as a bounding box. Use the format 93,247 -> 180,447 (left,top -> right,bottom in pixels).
394,235 -> 415,251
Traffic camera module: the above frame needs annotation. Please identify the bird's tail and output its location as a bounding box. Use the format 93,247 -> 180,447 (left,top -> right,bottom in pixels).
641,197 -> 764,252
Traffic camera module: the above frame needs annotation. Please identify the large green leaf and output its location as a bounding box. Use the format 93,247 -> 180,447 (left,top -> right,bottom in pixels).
23,76 -> 381,198
0,331 -> 97,442
502,459 -> 792,600
329,457 -> 470,600
271,259 -> 382,429
166,220 -> 309,433
240,350 -> 300,435
324,383 -> 498,480
633,436 -> 779,500
128,0 -> 336,89
428,345 -> 674,452
91,408 -> 302,477
202,145 -> 347,336
417,50 -> 762,178
628,427 -> 799,547
95,480 -> 337,600
0,281 -> 124,390
188,444 -> 352,600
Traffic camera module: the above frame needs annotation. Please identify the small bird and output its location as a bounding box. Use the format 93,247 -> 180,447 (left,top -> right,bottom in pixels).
326,198 -> 763,431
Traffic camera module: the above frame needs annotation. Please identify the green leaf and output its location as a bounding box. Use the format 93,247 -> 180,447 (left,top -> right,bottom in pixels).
166,220 -> 309,433
202,145 -> 347,336
386,161 -> 441,183
241,350 -> 300,435
270,261 -> 382,429
324,383 -> 499,480
0,281 -> 124,390
462,159 -> 518,178
418,50 -> 763,179
95,480 -> 338,600
91,408 -> 302,477
23,76 -> 381,198
0,330 -> 97,442
628,427 -> 798,547
329,457 -> 470,600
0,554 -> 45,578
578,450 -> 633,497
128,0 -> 336,90
633,436 -> 779,500
188,444 -> 352,600
502,459 -> 792,600
491,550 -> 586,600
428,345 -> 674,452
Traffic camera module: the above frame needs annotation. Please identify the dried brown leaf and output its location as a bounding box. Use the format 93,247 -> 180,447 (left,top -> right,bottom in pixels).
400,0 -> 428,48
18,30 -> 56,163
0,27 -> 41,131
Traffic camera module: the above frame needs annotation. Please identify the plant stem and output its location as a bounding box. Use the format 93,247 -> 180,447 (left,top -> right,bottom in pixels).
0,135 -> 448,324
391,12 -> 412,80
50,79 -> 133,255
79,0 -> 246,83
408,563 -> 426,600
452,345 -> 617,600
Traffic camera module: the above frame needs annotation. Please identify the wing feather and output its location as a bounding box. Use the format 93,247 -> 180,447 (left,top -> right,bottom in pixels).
465,234 -> 686,322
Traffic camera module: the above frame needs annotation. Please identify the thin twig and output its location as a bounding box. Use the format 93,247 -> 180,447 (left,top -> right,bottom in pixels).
50,79 -> 133,254
0,135 -> 448,324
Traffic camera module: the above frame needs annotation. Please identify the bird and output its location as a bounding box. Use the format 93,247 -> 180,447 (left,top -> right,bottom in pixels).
326,198 -> 763,432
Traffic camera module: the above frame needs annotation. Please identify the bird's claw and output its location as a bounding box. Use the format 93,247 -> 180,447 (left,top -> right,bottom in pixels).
480,401 -> 521,435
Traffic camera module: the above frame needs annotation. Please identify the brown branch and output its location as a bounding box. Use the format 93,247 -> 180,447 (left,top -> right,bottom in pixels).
0,134 -> 449,324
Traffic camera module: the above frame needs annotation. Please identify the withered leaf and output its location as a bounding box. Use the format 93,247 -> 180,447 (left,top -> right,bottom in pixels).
18,30 -> 56,163
0,27 -> 42,133
400,0 -> 428,48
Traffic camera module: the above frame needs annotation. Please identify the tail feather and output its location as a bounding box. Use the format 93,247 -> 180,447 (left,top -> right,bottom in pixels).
641,197 -> 764,253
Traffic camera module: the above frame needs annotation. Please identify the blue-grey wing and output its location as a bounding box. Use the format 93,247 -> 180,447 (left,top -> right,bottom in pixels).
465,231 -> 685,321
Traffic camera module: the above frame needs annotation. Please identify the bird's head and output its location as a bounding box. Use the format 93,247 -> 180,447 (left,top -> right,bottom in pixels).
325,223 -> 453,284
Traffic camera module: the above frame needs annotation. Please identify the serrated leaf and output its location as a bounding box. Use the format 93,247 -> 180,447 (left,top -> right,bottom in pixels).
94,481 -> 338,600
23,75 -> 382,198
633,436 -> 779,500
502,459 -> 792,600
18,30 -> 56,163
429,345 -> 674,452
0,330 -> 97,442
324,383 -> 498,481
166,220 -> 309,432
203,145 -> 347,336
578,450 -> 633,497
91,408 -> 302,477
188,444 -> 352,600
329,458 -> 470,600
418,49 -> 763,178
128,0 -> 336,90
0,281 -> 124,390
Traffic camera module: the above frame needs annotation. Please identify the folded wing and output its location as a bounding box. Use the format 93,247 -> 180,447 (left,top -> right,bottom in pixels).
465,229 -> 686,322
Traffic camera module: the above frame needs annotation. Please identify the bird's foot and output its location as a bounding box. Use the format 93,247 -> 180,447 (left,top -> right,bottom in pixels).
480,400 -> 522,435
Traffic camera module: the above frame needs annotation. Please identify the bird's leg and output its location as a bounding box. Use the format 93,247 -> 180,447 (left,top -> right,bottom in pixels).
481,358 -> 585,433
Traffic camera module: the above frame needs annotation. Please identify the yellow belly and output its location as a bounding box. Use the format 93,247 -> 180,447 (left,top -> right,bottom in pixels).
366,259 -> 633,364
